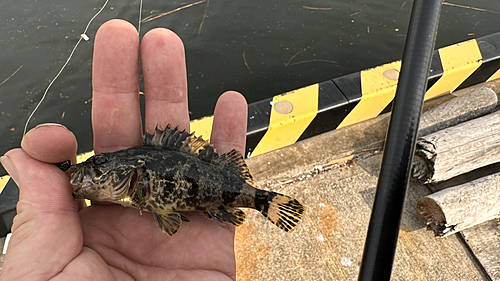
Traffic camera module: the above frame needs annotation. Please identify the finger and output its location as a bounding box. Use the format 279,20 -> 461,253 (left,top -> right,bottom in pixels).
141,28 -> 189,133
210,91 -> 248,154
0,147 -> 82,279
18,123 -> 80,214
92,19 -> 142,154
20,123 -> 86,210
20,123 -> 77,164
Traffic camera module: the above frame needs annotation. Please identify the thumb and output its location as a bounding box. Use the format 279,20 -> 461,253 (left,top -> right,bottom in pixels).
0,124 -> 82,280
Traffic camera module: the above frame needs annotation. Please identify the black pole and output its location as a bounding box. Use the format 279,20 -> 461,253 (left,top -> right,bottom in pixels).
358,1 -> 442,280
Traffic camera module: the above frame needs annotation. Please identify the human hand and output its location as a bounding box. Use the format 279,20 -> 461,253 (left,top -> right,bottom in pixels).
0,19 -> 248,280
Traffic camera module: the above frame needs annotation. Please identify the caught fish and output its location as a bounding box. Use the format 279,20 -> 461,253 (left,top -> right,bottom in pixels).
70,125 -> 305,235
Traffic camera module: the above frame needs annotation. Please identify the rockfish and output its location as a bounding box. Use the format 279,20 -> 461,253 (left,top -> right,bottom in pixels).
69,125 -> 305,235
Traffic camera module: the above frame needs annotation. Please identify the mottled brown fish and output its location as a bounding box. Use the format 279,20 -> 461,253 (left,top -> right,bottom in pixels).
70,125 -> 305,235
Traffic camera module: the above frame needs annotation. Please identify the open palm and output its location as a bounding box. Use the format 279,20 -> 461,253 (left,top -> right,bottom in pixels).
0,19 -> 248,280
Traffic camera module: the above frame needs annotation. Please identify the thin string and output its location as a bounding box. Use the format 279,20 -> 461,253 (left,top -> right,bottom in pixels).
138,0 -> 144,35
23,0 -> 110,136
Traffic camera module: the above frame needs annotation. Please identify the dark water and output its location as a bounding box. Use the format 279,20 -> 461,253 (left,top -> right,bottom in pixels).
1,0 -> 500,175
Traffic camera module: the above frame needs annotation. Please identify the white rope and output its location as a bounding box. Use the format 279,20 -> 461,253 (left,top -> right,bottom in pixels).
23,0 -> 110,136
138,0 -> 144,35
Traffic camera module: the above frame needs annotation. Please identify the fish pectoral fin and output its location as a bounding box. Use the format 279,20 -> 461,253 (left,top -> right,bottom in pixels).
153,212 -> 186,236
204,208 -> 246,226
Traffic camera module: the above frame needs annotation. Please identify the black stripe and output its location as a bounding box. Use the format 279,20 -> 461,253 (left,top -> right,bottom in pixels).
245,98 -> 272,158
477,34 -> 500,62
254,190 -> 272,217
299,80 -> 351,141
457,36 -> 500,90
333,72 -> 362,103
457,62 -> 500,90
427,50 -> 443,89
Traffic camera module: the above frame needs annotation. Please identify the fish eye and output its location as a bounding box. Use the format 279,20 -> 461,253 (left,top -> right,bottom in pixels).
93,154 -> 109,165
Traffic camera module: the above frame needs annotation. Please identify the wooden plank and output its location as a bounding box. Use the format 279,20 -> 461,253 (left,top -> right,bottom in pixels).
428,162 -> 500,193
412,110 -> 500,183
416,172 -> 500,237
462,219 -> 500,281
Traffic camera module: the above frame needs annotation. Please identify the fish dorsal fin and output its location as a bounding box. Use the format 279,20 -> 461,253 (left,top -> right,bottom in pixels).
182,135 -> 212,155
213,149 -> 254,185
143,124 -> 211,154
144,124 -> 253,184
143,124 -> 177,147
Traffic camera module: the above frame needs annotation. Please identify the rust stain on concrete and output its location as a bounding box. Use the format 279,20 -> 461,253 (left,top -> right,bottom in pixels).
318,198 -> 338,235
235,222 -> 271,281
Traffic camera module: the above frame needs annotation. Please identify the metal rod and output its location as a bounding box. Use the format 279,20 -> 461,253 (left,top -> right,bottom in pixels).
358,1 -> 443,280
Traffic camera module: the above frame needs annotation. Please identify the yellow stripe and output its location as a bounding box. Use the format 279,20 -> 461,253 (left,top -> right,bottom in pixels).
77,151 -> 94,163
250,84 -> 319,157
487,68 -> 500,82
190,116 -> 214,141
0,175 -> 10,194
337,61 -> 401,129
425,39 -> 482,100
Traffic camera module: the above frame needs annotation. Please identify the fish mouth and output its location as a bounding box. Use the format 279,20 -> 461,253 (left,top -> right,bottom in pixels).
70,165 -> 103,199
72,175 -> 98,199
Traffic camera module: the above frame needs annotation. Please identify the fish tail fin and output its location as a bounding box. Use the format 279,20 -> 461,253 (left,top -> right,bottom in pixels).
255,190 -> 305,232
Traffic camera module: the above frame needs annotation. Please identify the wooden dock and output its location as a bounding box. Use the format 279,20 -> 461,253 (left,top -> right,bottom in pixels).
236,81 -> 500,280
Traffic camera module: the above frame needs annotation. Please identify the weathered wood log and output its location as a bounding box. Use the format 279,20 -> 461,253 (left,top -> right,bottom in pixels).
418,87 -> 498,137
416,171 -> 500,237
412,110 -> 500,183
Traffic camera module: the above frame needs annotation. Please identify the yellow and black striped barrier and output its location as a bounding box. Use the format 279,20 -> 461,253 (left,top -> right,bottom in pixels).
1,32 -> 500,235
189,32 -> 500,158
241,32 -> 500,158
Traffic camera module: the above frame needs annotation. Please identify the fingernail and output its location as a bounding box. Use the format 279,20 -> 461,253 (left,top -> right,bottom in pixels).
34,123 -> 67,130
1,155 -> 19,184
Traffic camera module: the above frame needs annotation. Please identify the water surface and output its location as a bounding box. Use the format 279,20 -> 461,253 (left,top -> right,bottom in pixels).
1,0 -> 499,175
